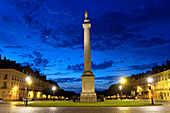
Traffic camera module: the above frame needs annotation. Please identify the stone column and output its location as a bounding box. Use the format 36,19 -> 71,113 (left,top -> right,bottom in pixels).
83,22 -> 93,76
80,11 -> 97,102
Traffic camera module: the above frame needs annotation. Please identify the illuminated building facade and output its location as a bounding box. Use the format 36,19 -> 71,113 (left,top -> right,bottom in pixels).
0,55 -> 59,100
131,61 -> 170,100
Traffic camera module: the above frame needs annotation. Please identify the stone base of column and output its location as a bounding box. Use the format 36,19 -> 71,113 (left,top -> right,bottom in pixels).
80,74 -> 97,102
80,92 -> 97,102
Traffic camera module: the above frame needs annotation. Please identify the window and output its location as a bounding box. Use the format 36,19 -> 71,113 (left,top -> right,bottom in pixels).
4,81 -> 7,88
12,75 -> 14,80
159,75 -> 161,81
4,74 -> 7,79
162,75 -> 164,81
162,83 -> 164,88
156,76 -> 158,82
15,75 -> 16,80
154,77 -> 156,82
17,76 -> 19,81
2,91 -> 5,97
11,82 -> 13,87
165,75 -> 167,80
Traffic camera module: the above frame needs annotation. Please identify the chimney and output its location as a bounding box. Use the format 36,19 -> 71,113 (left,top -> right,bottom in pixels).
4,57 -> 6,61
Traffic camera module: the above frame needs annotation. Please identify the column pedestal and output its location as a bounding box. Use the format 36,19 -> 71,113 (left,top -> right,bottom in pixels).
80,75 -> 97,102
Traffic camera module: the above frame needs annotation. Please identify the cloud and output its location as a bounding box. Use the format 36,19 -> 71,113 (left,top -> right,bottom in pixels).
130,37 -> 170,48
95,75 -> 120,80
58,36 -> 83,49
95,75 -> 123,85
32,51 -> 49,67
46,72 -> 63,75
53,75 -> 122,88
5,0 -> 170,52
92,60 -> 114,70
114,68 -> 132,72
53,77 -> 81,83
128,62 -> 159,70
130,0 -> 170,24
59,60 -> 63,63
67,63 -> 84,71
0,49 -> 3,52
67,60 -> 114,71
19,53 -> 34,59
26,35 -> 31,38
19,51 -> 50,68
4,45 -> 24,49
1,16 -> 16,25
21,62 -> 34,66
61,86 -> 81,93
88,0 -> 170,51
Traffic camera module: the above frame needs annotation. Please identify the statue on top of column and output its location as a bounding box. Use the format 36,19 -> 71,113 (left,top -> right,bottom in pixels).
85,10 -> 88,20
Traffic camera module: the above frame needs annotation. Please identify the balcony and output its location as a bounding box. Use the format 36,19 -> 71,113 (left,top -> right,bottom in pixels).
1,87 -> 7,89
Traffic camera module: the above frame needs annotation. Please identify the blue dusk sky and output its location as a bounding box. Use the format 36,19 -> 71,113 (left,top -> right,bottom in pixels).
0,0 -> 170,93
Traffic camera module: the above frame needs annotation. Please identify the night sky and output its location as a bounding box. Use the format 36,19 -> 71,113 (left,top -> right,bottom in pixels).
0,0 -> 170,93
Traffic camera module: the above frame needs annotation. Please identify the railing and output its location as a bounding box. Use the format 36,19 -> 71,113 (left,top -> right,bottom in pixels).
1,87 -> 7,89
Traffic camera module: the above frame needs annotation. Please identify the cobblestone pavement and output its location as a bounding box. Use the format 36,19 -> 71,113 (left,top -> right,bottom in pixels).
0,101 -> 170,113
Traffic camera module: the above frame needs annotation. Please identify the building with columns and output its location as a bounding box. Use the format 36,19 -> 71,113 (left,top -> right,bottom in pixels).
0,55 -> 59,100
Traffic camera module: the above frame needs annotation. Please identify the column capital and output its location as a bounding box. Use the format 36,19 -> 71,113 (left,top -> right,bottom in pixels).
83,23 -> 91,29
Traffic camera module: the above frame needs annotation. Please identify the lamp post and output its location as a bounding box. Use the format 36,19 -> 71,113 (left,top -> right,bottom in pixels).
120,77 -> 126,99
52,86 -> 56,102
148,77 -> 154,105
25,77 -> 32,106
119,85 -> 123,101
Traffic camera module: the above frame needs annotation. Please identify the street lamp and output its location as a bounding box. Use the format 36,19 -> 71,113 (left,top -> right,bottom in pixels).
14,86 -> 18,90
27,80 -> 32,84
120,78 -> 126,84
25,77 -> 32,106
148,78 -> 153,83
120,77 -> 126,100
119,85 -> 123,101
147,77 -> 154,105
52,86 -> 56,102
26,77 -> 31,81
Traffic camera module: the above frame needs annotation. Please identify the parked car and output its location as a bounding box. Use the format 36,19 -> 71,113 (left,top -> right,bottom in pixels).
0,98 -> 5,102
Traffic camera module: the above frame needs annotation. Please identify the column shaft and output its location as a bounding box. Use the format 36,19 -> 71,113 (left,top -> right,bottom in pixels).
84,26 -> 91,72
